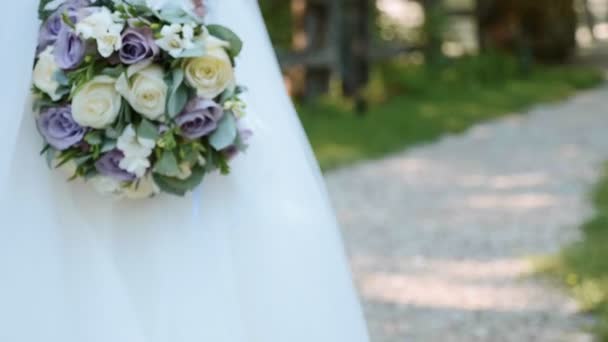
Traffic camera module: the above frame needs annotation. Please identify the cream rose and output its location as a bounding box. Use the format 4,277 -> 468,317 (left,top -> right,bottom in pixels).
90,176 -> 124,196
33,46 -> 62,101
183,35 -> 235,99
72,76 -> 122,129
116,62 -> 168,121
124,175 -> 160,199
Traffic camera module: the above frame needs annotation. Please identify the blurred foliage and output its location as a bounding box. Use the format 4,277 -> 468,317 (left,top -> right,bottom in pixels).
540,166 -> 608,341
299,54 -> 603,170
259,0 -> 293,50
478,0 -> 577,62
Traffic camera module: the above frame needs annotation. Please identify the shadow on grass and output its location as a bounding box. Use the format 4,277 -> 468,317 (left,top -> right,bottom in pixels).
298,55 -> 604,170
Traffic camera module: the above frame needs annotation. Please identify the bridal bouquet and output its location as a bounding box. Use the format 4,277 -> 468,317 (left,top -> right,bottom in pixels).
32,0 -> 251,198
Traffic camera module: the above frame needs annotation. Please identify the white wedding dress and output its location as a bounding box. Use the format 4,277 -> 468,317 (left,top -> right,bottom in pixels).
0,1 -> 370,341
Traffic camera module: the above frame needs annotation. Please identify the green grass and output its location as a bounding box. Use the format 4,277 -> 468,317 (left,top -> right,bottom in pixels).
298,55 -> 604,170
539,166 -> 608,341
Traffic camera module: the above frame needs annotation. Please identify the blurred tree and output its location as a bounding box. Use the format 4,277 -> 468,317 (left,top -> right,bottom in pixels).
477,0 -> 577,63
259,0 -> 293,49
420,0 -> 446,65
341,0 -> 371,113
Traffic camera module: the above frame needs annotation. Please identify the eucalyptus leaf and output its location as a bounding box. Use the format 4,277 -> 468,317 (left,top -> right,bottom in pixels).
105,126 -> 123,139
73,155 -> 93,166
45,148 -> 56,168
207,25 -> 243,58
137,119 -> 159,141
167,69 -> 188,118
153,166 -> 205,196
209,114 -> 237,150
153,150 -> 181,177
101,139 -> 117,153
101,66 -> 126,78
84,131 -> 102,145
153,7 -> 201,24
53,71 -> 70,86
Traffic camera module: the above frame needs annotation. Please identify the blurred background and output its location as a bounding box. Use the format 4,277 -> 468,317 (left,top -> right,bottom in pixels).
259,1 -> 608,341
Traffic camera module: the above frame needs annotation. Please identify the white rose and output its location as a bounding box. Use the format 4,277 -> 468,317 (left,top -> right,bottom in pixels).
76,7 -> 124,57
117,125 -> 155,178
183,35 -> 234,99
124,175 -> 160,199
90,176 -> 124,196
33,46 -> 62,101
73,76 -> 122,129
116,62 -> 168,121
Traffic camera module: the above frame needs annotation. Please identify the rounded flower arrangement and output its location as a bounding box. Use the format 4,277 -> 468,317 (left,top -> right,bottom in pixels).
32,0 -> 251,199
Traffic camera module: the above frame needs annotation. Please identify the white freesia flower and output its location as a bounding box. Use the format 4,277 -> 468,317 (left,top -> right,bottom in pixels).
76,7 -> 124,57
183,35 -> 234,99
223,99 -> 247,118
72,75 -> 122,128
124,175 -> 160,199
90,176 -> 124,196
117,125 -> 155,178
115,62 -> 168,121
33,46 -> 62,101
155,23 -> 196,58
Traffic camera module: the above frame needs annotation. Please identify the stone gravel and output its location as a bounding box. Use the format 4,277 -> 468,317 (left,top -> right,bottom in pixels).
326,86 -> 608,342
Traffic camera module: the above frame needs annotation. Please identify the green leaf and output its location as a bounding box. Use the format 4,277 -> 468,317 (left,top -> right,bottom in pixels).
166,69 -> 189,118
153,150 -> 181,177
207,25 -> 243,58
73,155 -> 93,166
101,139 -> 117,153
40,143 -> 51,156
153,166 -> 205,197
105,126 -> 124,139
153,7 -> 200,24
84,131 -> 102,145
179,144 -> 200,165
101,65 -> 126,78
53,71 -> 70,86
45,148 -> 57,168
38,0 -> 55,20
137,119 -> 159,141
209,114 -> 237,150
55,149 -> 79,168
61,12 -> 76,29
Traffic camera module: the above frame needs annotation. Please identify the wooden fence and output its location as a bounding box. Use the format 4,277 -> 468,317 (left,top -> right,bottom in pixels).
277,0 -> 476,101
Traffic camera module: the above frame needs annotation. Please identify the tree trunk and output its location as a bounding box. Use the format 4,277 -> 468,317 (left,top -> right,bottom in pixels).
477,0 -> 577,63
341,0 -> 370,113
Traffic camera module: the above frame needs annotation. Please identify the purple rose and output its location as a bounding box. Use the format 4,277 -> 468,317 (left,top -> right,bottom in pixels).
176,98 -> 224,139
119,27 -> 159,64
37,0 -> 88,51
54,27 -> 86,69
37,106 -> 86,150
95,150 -> 136,182
38,12 -> 64,51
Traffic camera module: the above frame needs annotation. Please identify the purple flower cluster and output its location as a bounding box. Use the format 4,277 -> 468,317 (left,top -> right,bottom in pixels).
95,150 -> 136,182
38,0 -> 89,69
37,106 -> 85,150
120,27 -> 159,64
176,98 -> 224,139
33,0 -> 251,198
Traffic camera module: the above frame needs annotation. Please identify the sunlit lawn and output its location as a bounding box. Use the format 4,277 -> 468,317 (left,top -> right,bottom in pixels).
539,166 -> 608,341
299,55 -> 603,170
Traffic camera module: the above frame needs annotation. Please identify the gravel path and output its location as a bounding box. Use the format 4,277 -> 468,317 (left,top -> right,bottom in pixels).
326,85 -> 608,341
